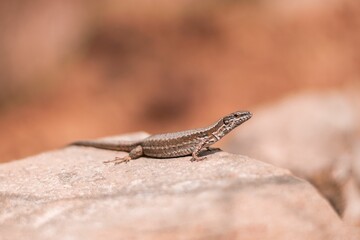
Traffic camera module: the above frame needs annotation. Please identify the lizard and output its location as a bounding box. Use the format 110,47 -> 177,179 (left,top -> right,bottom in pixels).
70,111 -> 252,164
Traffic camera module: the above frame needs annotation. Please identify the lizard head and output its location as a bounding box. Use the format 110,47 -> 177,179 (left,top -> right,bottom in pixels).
222,111 -> 252,132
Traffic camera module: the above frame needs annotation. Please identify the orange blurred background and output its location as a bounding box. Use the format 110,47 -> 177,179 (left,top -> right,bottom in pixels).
0,0 -> 359,163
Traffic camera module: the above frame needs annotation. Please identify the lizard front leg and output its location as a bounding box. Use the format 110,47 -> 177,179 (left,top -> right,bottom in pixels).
190,140 -> 208,162
104,145 -> 143,164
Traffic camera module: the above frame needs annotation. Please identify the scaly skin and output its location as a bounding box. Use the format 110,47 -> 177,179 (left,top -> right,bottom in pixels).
71,111 -> 252,164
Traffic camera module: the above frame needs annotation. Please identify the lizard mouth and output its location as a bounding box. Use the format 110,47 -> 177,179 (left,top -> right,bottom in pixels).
240,111 -> 252,122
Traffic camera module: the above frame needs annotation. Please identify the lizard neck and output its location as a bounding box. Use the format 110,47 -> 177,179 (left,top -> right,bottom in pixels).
212,121 -> 229,140
201,119 -> 227,140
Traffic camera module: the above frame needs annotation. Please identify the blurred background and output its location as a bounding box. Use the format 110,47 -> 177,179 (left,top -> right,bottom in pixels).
1,0 -> 360,228
0,0 -> 359,163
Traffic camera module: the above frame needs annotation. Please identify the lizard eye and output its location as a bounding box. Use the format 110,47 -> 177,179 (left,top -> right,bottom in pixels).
234,113 -> 239,117
223,117 -> 230,125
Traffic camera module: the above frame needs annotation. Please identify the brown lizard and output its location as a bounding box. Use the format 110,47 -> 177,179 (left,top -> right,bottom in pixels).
71,111 -> 252,164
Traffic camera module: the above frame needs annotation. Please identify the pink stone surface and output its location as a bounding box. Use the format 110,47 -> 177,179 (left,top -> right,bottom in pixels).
0,133 -> 356,239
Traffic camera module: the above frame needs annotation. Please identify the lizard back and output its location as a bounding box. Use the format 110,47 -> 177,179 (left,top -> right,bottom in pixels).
140,120 -> 222,158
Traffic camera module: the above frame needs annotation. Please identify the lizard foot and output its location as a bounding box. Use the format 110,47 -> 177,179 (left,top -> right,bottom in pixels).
103,156 -> 131,165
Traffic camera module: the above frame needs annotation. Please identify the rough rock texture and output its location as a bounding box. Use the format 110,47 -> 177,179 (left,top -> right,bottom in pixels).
226,90 -> 360,226
0,133 -> 355,240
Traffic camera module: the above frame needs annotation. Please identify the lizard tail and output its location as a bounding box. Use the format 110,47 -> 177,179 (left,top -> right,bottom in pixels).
69,140 -> 140,152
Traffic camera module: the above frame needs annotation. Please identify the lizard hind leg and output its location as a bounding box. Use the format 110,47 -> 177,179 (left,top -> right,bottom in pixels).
103,145 -> 143,165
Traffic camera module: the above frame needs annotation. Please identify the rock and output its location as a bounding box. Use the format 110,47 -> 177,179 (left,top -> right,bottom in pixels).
343,177 -> 360,227
343,139 -> 360,226
0,133 -> 355,240
226,90 -> 360,224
